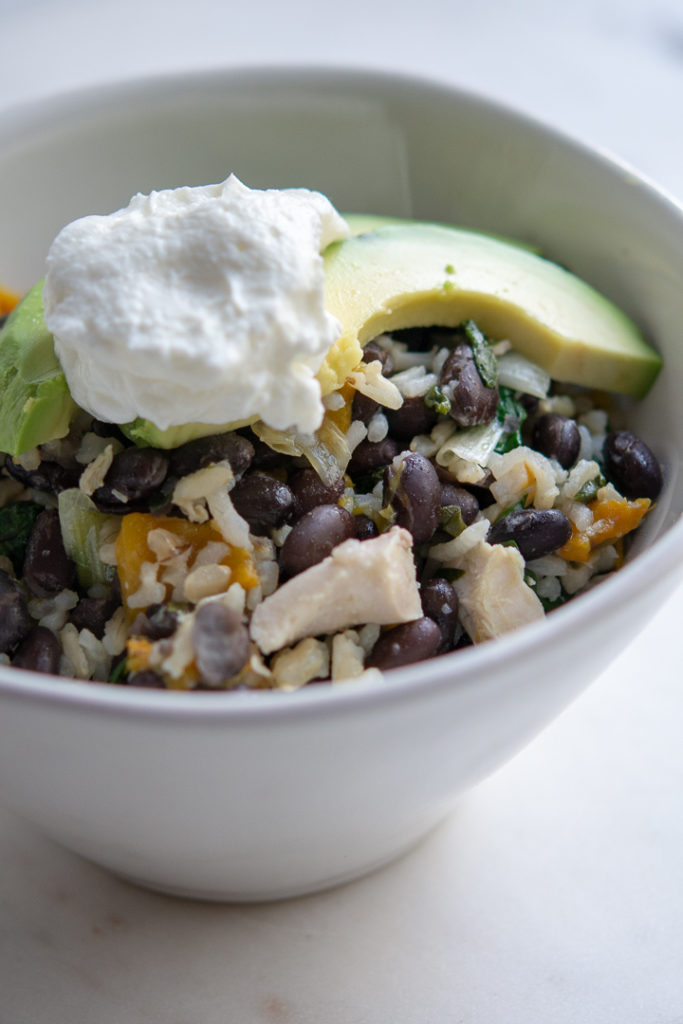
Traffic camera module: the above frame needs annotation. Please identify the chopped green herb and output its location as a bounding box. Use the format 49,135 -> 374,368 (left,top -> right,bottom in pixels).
438,504 -> 466,537
575,473 -> 606,504
442,280 -> 454,293
538,587 -> 570,613
425,384 -> 452,416
435,567 -> 465,582
444,263 -> 455,274
109,656 -> 128,685
461,319 -> 498,388
494,386 -> 527,453
496,494 -> 529,520
349,467 -> 384,495
0,500 -> 43,573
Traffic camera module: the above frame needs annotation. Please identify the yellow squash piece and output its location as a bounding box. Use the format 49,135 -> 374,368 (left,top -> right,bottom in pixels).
115,512 -> 259,613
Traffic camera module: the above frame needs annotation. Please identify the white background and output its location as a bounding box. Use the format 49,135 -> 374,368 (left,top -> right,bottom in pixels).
1,2 -> 682,1021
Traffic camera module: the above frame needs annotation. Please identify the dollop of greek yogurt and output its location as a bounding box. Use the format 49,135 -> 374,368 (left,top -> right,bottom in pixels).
43,175 -> 349,434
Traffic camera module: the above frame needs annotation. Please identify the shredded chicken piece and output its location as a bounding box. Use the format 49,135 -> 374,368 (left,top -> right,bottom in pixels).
250,526 -> 421,655
453,540 -> 544,642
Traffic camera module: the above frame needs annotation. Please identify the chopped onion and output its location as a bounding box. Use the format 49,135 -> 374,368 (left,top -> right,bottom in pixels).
497,351 -> 551,399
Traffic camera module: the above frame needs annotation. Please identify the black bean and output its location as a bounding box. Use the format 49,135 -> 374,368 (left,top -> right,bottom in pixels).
351,390 -> 380,424
230,472 -> 294,535
168,432 -> 254,480
366,617 -> 443,670
440,343 -> 499,426
90,419 -> 128,443
247,436 -> 286,470
23,508 -> 76,597
603,430 -> 663,501
128,669 -> 166,688
70,594 -> 120,640
488,508 -> 572,561
353,514 -> 378,540
391,326 -> 461,353
385,395 -> 438,440
288,468 -> 345,518
93,447 -> 169,511
12,625 -> 61,675
130,603 -> 178,641
385,452 -> 441,544
280,504 -> 355,577
362,341 -> 395,375
532,413 -> 581,469
0,570 -> 32,653
192,603 -> 250,686
420,578 -> 459,652
440,482 -> 480,526
348,437 -> 401,476
4,455 -> 79,495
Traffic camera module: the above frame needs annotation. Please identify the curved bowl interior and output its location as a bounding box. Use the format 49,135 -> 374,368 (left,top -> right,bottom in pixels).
0,67 -> 682,899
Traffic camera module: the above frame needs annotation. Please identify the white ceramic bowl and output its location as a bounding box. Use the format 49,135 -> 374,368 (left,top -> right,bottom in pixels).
0,68 -> 682,901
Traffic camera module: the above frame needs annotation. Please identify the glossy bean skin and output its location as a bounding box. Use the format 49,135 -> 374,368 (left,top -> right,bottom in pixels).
70,594 -> 120,640
440,482 -> 480,526
488,508 -> 572,561
280,504 -> 355,577
385,395 -> 438,441
93,446 -> 169,511
420,577 -> 459,652
128,669 -> 166,688
4,455 -> 79,495
353,514 -> 378,540
440,343 -> 499,426
22,508 -> 75,597
391,326 -> 460,353
12,625 -> 61,674
0,570 -> 32,653
366,617 -> 442,670
130,603 -> 178,641
348,437 -> 401,476
351,390 -> 380,424
192,603 -> 250,686
532,413 -> 581,469
168,431 -> 254,480
230,471 -> 294,535
362,341 -> 395,375
385,452 -> 441,544
603,430 -> 663,500
288,468 -> 345,518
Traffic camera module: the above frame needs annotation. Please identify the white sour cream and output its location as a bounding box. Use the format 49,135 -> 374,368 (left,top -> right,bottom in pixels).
43,175 -> 349,434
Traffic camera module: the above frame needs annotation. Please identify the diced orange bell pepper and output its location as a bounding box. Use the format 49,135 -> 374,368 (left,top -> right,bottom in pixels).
115,512 -> 259,612
558,497 -> 651,563
0,285 -> 20,316
323,381 -> 355,434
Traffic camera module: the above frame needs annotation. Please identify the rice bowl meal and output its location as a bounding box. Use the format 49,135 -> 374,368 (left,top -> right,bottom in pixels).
0,174 -> 665,693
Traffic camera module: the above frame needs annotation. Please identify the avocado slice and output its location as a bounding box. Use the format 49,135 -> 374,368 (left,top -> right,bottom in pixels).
119,415 -> 254,449
0,281 -> 78,456
317,219 -> 661,399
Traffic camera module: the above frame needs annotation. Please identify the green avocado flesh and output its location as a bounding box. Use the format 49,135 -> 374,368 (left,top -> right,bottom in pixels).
120,418 -> 245,449
0,281 -> 77,456
0,218 -> 661,454
322,219 -> 661,399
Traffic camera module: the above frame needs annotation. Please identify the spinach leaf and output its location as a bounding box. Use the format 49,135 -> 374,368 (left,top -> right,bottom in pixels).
0,500 -> 43,573
495,386 -> 527,453
461,319 -> 498,388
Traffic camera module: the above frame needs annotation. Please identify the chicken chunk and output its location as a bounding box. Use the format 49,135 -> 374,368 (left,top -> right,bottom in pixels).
250,526 -> 422,655
453,540 -> 544,643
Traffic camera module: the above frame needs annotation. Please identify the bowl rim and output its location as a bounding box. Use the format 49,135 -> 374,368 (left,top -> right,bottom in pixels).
0,64 -> 682,721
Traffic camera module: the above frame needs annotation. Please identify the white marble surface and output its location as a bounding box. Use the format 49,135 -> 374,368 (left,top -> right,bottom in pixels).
1,1 -> 683,1020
